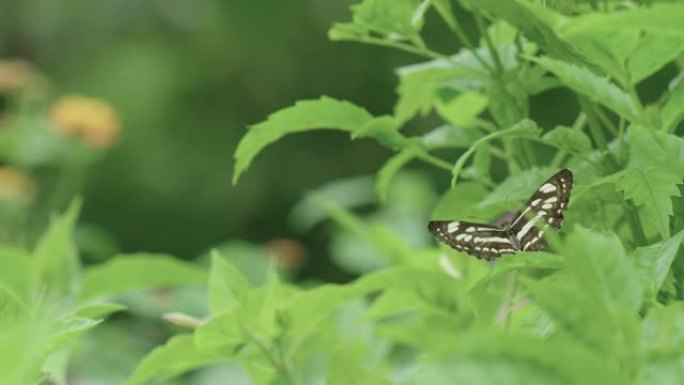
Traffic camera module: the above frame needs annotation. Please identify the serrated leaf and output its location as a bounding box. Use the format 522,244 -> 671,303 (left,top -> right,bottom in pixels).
209,250 -> 250,315
232,96 -> 373,184
632,230 -> 684,300
616,166 -> 681,239
542,126 -> 592,154
564,227 -> 642,311
79,253 -> 208,302
126,335 -> 228,385
531,56 -> 641,122
32,199 -> 81,298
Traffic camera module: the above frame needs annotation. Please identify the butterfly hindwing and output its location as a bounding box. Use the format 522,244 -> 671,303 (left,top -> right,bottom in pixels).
427,220 -> 516,261
509,169 -> 573,251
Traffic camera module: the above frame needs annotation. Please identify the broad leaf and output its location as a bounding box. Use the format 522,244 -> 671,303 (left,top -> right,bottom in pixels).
531,56 -> 641,123
232,96 -> 373,184
542,126 -> 592,154
328,341 -> 392,385
564,227 -> 642,311
209,250 -> 250,315
0,247 -> 31,314
479,167 -> 555,207
632,230 -> 684,300
79,253 -> 208,302
126,335 -> 228,385
416,332 -> 628,385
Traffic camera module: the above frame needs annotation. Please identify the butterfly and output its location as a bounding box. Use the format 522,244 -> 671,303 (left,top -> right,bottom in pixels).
428,169 -> 573,261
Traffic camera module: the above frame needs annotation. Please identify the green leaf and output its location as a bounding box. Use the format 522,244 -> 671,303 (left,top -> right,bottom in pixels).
126,335 -> 228,385
0,315 -> 51,385
435,91 -> 488,127
351,115 -> 410,150
32,199 -> 81,298
327,341 -> 392,385
79,253 -> 208,302
564,227 -> 642,311
0,247 -> 31,314
463,0 -> 591,67
75,302 -> 127,319
232,96 -> 373,184
615,127 -> 682,238
663,76 -> 684,132
209,250 -> 250,315
639,303 -> 684,385
451,119 -> 541,186
421,124 -> 484,149
415,332 -> 628,385
47,317 -> 101,355
479,167 -> 555,207
632,230 -> 684,301
347,0 -> 423,40
560,4 -> 684,85
530,56 -> 641,122
375,146 -> 419,204
393,60 -> 468,124
431,182 -> 490,219
542,126 -> 593,154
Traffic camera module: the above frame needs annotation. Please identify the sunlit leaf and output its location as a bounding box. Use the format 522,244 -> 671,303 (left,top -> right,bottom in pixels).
126,335 -> 229,385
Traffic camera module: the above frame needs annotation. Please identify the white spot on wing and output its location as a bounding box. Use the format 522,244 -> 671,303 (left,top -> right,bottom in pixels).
447,222 -> 460,233
539,183 -> 557,193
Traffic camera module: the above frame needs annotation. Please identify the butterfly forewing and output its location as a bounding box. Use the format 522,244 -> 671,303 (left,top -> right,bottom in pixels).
509,169 -> 573,251
427,221 -> 516,261
428,169 -> 573,260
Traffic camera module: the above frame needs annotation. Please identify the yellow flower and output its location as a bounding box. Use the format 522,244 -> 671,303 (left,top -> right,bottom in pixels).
49,95 -> 121,149
0,167 -> 37,205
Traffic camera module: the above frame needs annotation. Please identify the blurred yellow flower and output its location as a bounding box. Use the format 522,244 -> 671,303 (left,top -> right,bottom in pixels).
49,95 -> 121,149
0,167 -> 37,205
0,58 -> 48,93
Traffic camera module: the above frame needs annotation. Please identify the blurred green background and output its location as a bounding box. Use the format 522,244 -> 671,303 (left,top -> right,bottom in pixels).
0,0 -> 409,268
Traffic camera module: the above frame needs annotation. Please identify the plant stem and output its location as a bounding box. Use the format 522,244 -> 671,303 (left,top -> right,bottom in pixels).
416,152 -> 453,172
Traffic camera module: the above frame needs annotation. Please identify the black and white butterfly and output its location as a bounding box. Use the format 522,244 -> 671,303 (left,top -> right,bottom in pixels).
428,169 -> 573,261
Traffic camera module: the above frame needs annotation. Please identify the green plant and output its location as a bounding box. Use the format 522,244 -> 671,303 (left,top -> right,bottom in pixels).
21,1 -> 683,384
127,1 -> 684,384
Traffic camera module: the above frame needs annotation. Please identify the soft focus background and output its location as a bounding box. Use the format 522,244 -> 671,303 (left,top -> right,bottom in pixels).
0,0 -> 414,273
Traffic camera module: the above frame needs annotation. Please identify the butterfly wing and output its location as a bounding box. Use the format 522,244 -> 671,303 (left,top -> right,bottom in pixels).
509,169 -> 573,251
428,220 -> 516,261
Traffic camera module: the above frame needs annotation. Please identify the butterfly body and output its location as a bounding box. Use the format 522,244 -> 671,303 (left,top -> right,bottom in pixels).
428,169 -> 573,261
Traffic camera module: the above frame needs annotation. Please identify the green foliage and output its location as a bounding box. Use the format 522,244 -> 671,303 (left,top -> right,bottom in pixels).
217,2 -> 684,383
5,0 -> 684,384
